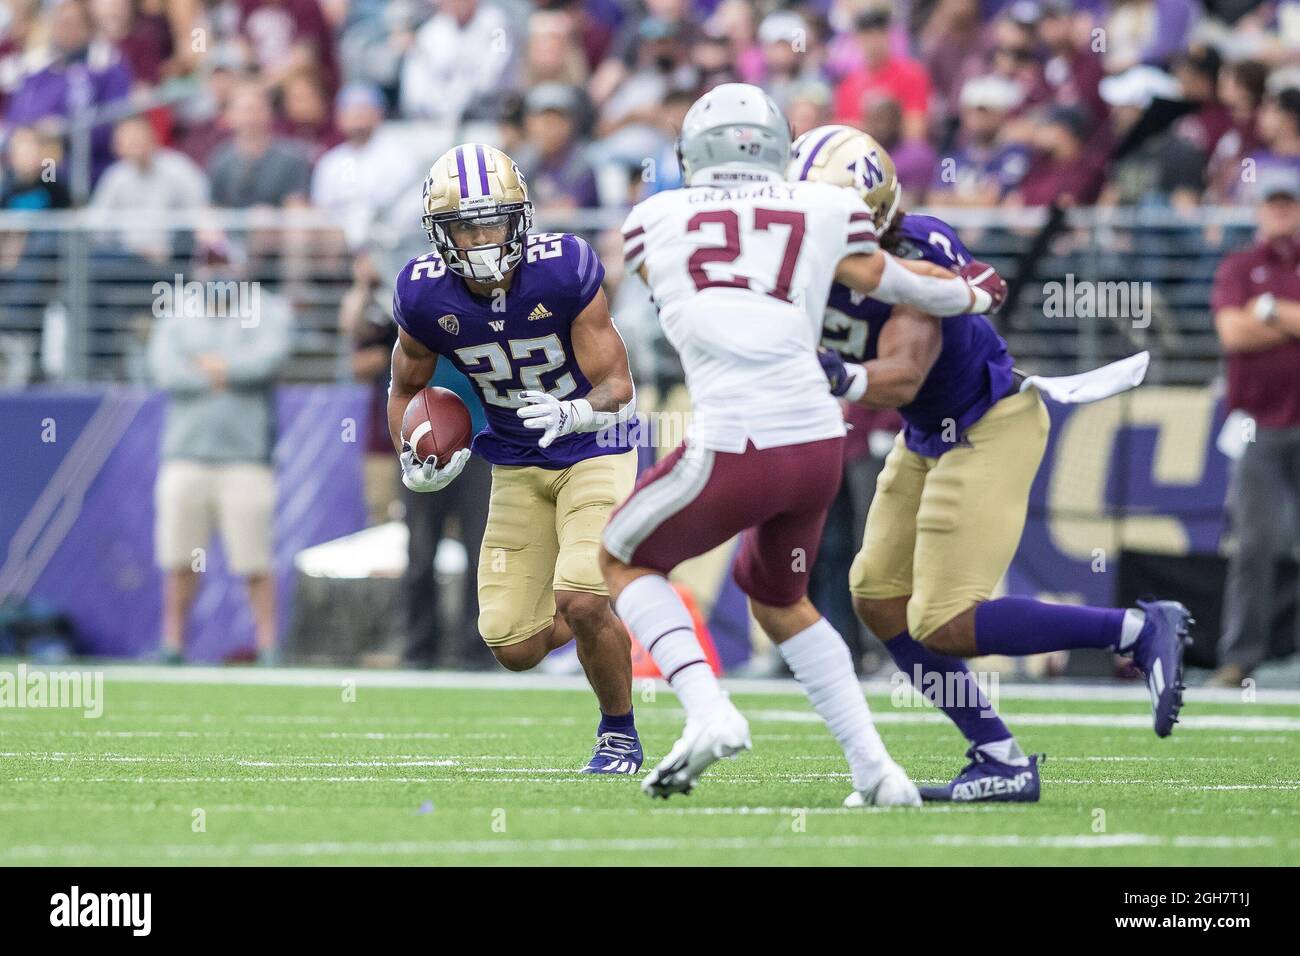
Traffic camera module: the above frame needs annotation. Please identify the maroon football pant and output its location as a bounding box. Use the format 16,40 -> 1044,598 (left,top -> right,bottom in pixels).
602,437 -> 845,607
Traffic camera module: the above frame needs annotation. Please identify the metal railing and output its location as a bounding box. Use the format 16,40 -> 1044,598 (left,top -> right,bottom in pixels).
0,205 -> 1257,388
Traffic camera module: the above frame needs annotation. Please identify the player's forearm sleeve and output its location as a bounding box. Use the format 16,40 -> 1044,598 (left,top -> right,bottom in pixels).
871,253 -> 972,317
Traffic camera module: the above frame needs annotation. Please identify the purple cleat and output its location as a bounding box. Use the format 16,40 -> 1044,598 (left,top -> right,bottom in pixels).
1129,599 -> 1193,738
919,748 -> 1044,803
581,730 -> 643,775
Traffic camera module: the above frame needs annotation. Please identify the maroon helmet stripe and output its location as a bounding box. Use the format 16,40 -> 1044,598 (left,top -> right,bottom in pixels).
625,243 -> 645,262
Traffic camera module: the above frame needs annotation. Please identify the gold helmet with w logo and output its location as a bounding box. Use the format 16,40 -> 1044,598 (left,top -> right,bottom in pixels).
787,125 -> 900,234
421,143 -> 534,282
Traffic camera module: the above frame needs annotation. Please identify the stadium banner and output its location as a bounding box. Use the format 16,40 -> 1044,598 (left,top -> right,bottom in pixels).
0,385 -> 1232,663
1010,385 -> 1231,608
0,386 -> 369,661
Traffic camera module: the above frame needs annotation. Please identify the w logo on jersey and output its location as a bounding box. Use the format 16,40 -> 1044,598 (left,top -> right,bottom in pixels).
850,150 -> 885,192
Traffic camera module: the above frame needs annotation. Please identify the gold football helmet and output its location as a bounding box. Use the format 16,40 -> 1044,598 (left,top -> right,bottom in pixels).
421,143 -> 534,281
787,125 -> 901,234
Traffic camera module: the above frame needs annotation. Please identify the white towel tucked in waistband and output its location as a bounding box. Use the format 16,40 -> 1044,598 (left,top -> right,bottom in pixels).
1018,351 -> 1150,405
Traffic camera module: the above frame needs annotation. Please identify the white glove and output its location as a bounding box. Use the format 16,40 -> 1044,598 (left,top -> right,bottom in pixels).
400,446 -> 470,493
516,390 -> 592,448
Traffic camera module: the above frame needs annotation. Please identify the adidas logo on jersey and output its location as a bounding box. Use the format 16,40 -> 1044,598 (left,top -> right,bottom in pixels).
438,314 -> 459,335
527,303 -> 554,321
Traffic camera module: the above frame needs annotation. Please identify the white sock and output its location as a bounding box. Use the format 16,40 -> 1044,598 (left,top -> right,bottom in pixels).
977,737 -> 1029,767
778,618 -> 891,792
1119,609 -> 1146,652
614,574 -> 724,720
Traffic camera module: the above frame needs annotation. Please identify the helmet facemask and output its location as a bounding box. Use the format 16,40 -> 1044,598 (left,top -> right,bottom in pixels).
423,201 -> 533,283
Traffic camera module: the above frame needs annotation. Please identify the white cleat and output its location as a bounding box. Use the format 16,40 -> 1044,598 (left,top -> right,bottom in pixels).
642,700 -> 751,799
843,762 -> 922,808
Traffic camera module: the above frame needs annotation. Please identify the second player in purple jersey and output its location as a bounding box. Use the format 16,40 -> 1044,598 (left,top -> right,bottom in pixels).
393,232 -> 634,469
823,213 -> 1015,457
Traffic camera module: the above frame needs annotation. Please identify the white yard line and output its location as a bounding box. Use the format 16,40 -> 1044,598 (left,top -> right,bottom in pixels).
33,663 -> 1300,706
747,709 -> 1300,732
2,832 -> 1293,862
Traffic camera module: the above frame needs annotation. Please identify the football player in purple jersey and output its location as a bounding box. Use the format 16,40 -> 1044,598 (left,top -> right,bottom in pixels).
791,126 -> 1193,802
389,144 -> 642,774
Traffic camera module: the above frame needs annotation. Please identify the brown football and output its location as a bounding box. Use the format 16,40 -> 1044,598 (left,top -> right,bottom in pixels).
401,387 -> 473,465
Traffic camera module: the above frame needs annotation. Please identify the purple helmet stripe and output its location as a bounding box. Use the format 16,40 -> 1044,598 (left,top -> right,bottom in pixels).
797,129 -> 841,181
455,146 -> 469,198
474,144 -> 490,196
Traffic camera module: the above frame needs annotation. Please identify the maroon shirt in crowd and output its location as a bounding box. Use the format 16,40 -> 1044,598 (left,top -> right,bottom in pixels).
1211,233 -> 1300,428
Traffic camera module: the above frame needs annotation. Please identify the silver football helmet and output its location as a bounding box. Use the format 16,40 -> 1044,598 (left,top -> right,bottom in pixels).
677,83 -> 792,183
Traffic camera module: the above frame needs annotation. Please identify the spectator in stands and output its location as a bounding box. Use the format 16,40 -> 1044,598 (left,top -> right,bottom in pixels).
986,5 -> 1043,103
1209,165 -> 1300,686
0,0 -> 42,116
173,55 -> 243,167
524,8 -> 591,90
89,0 -> 180,88
237,0 -> 338,97
834,7 -> 931,142
1103,0 -> 1198,74
277,68 -> 342,162
918,0 -> 986,125
1008,104 -> 1103,207
1098,66 -> 1205,209
784,80 -> 833,139
148,239 -> 292,665
207,80 -> 312,208
515,83 -> 599,211
929,75 -> 1030,207
337,0 -> 428,96
593,15 -> 694,169
5,0 -> 133,188
1033,0 -> 1108,131
1172,46 -> 1233,160
1238,87 -> 1300,201
1208,59 -> 1270,201
589,0 -> 695,107
748,10 -> 822,109
398,0 -> 516,127
863,94 -> 936,205
90,114 -> 208,263
1,126 -> 71,360
690,23 -> 739,93
311,82 -> 420,249
0,126 -> 72,212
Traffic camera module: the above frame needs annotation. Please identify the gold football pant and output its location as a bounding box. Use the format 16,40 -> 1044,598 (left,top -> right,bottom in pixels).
476,450 -> 638,647
849,389 -> 1050,641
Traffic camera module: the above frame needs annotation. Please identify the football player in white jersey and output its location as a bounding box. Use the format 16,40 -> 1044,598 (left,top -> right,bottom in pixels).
597,83 -> 1009,803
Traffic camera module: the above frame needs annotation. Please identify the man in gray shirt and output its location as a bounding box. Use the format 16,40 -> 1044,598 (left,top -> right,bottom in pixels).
206,81 -> 312,208
148,244 -> 292,663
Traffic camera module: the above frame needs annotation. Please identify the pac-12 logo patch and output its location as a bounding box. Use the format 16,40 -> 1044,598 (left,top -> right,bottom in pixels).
438,314 -> 460,335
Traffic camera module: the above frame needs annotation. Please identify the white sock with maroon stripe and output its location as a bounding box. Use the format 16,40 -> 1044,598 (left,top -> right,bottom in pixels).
614,574 -> 724,721
778,618 -> 891,792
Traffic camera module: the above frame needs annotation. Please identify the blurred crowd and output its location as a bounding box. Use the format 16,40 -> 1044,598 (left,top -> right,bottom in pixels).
0,0 -> 1297,234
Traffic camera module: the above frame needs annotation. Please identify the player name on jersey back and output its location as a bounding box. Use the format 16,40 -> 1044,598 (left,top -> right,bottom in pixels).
622,173 -> 879,453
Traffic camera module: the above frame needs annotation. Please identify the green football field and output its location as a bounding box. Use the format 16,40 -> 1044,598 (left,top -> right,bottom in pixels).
2,666 -> 1299,866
